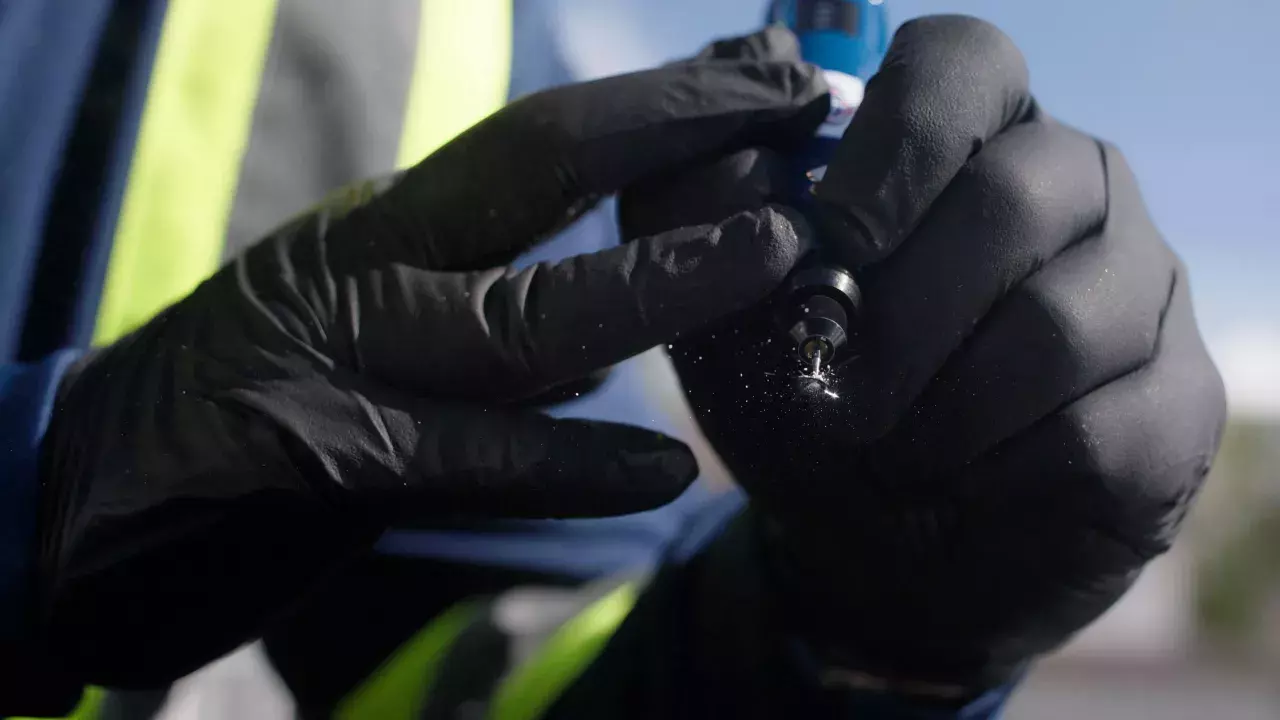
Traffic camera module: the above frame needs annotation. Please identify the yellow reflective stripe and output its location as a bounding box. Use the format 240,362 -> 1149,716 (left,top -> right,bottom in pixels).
336,582 -> 636,720
9,685 -> 105,720
334,601 -> 480,720
395,0 -> 513,169
488,581 -> 639,720
31,4 -> 278,716
62,687 -> 104,720
336,4 -> 514,715
92,0 -> 279,346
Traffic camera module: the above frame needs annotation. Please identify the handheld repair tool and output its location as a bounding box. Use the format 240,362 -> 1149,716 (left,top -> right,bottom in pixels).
767,0 -> 888,386
777,261 -> 860,378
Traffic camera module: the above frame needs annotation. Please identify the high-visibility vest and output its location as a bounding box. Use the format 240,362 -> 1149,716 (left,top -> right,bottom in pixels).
92,0 -> 513,347
336,576 -> 642,720
15,0 -> 519,717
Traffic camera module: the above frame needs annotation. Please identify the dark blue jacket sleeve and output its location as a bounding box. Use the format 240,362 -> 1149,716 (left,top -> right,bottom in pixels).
0,0 -> 118,363
0,351 -> 80,641
0,352 -> 87,716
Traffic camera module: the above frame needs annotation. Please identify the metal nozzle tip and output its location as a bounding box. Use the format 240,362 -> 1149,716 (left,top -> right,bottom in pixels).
801,336 -> 833,362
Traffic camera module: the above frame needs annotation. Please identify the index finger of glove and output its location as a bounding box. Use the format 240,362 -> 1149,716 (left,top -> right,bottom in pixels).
812,15 -> 1034,265
687,24 -> 804,64
355,206 -> 810,401
388,59 -> 829,271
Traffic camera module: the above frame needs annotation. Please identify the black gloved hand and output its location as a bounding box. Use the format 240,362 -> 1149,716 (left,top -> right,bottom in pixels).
621,16 -> 1226,693
30,52 -> 828,689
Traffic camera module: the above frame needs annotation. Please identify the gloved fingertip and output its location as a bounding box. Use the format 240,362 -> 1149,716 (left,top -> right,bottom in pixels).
619,146 -> 792,241
512,368 -> 614,408
765,61 -> 832,141
454,417 -> 696,518
574,425 -> 699,513
617,436 -> 700,492
643,204 -> 810,321
760,23 -> 804,62
605,459 -> 698,512
753,204 -> 813,287
696,24 -> 803,64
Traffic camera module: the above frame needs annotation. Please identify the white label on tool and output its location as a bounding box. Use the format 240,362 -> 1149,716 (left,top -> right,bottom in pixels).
817,69 -> 863,139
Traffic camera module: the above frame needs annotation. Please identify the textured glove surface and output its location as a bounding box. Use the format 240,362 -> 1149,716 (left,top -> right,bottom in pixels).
36,40 -> 830,686
621,17 -> 1227,688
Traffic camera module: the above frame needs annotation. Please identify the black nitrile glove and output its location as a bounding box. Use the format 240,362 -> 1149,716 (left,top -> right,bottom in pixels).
28,51 -> 829,691
621,16 -> 1226,695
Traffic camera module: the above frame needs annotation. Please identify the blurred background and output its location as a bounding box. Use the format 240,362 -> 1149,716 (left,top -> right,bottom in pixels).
543,0 -> 1280,717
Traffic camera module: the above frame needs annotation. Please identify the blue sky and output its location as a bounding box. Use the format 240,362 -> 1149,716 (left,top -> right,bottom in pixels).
551,0 -> 1280,416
